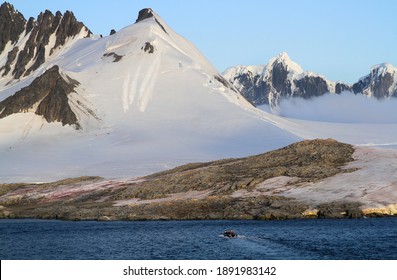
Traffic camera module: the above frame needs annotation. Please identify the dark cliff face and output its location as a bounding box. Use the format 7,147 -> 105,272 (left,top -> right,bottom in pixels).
0,4 -> 91,79
0,2 -> 26,53
294,76 -> 330,99
0,65 -> 81,128
231,71 -> 269,106
271,61 -> 292,95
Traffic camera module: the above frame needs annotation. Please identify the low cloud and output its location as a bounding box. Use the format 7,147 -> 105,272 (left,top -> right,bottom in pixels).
273,92 -> 397,124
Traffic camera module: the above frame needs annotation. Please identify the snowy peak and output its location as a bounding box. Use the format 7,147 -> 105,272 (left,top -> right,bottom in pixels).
224,52 -> 350,107
267,52 -> 303,76
353,63 -> 397,98
371,63 -> 397,76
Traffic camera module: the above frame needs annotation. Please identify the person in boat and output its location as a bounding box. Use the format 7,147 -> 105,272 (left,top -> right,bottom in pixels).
224,229 -> 236,237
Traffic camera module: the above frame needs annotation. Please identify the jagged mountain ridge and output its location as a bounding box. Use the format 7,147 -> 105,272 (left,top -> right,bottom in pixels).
223,52 -> 397,107
0,2 -> 91,80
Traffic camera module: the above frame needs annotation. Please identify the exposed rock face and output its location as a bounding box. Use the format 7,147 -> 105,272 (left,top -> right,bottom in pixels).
352,64 -> 397,98
0,4 -> 91,79
294,76 -> 329,98
224,53 -> 352,107
0,65 -> 80,128
142,42 -> 155,54
135,8 -> 155,23
0,2 -> 26,53
109,29 -> 116,35
135,8 -> 167,34
103,52 -> 123,62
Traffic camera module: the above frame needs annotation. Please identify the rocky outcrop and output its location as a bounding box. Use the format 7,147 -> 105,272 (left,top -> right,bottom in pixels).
142,42 -> 155,54
223,53 -> 352,107
0,65 -> 81,128
103,52 -> 123,62
135,8 -> 155,23
135,8 -> 167,34
0,4 -> 91,79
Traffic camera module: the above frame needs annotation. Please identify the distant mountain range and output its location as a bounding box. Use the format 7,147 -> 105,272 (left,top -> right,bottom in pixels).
223,52 -> 397,107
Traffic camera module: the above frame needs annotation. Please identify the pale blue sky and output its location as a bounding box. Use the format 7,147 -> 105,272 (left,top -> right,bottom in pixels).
7,0 -> 397,83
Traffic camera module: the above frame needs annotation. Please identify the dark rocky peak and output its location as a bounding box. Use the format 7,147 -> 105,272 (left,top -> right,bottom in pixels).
0,6 -> 91,79
135,8 -> 167,34
0,65 -> 82,129
0,2 -> 20,17
0,2 -> 22,18
51,10 -> 92,55
0,2 -> 26,53
135,8 -> 154,23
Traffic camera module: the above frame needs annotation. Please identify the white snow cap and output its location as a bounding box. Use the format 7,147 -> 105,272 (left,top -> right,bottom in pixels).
270,52 -> 303,74
370,63 -> 397,77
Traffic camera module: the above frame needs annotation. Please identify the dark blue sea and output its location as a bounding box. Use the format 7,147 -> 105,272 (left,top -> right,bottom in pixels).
0,218 -> 396,260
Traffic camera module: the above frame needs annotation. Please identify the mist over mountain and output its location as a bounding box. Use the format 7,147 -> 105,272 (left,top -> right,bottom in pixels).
223,52 -> 397,107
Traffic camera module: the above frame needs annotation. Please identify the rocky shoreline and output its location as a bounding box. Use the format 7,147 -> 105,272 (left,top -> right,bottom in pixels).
0,139 -> 396,221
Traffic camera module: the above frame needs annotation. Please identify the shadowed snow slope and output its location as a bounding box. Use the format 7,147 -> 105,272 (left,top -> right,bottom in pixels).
0,9 -> 300,182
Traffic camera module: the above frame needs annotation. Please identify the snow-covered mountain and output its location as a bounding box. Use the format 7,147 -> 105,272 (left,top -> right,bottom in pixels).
224,52 -> 397,107
0,5 -> 300,182
223,52 -> 351,107
352,63 -> 397,98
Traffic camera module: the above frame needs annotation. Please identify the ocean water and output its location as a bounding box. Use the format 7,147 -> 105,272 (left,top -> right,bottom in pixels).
0,218 -> 396,260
